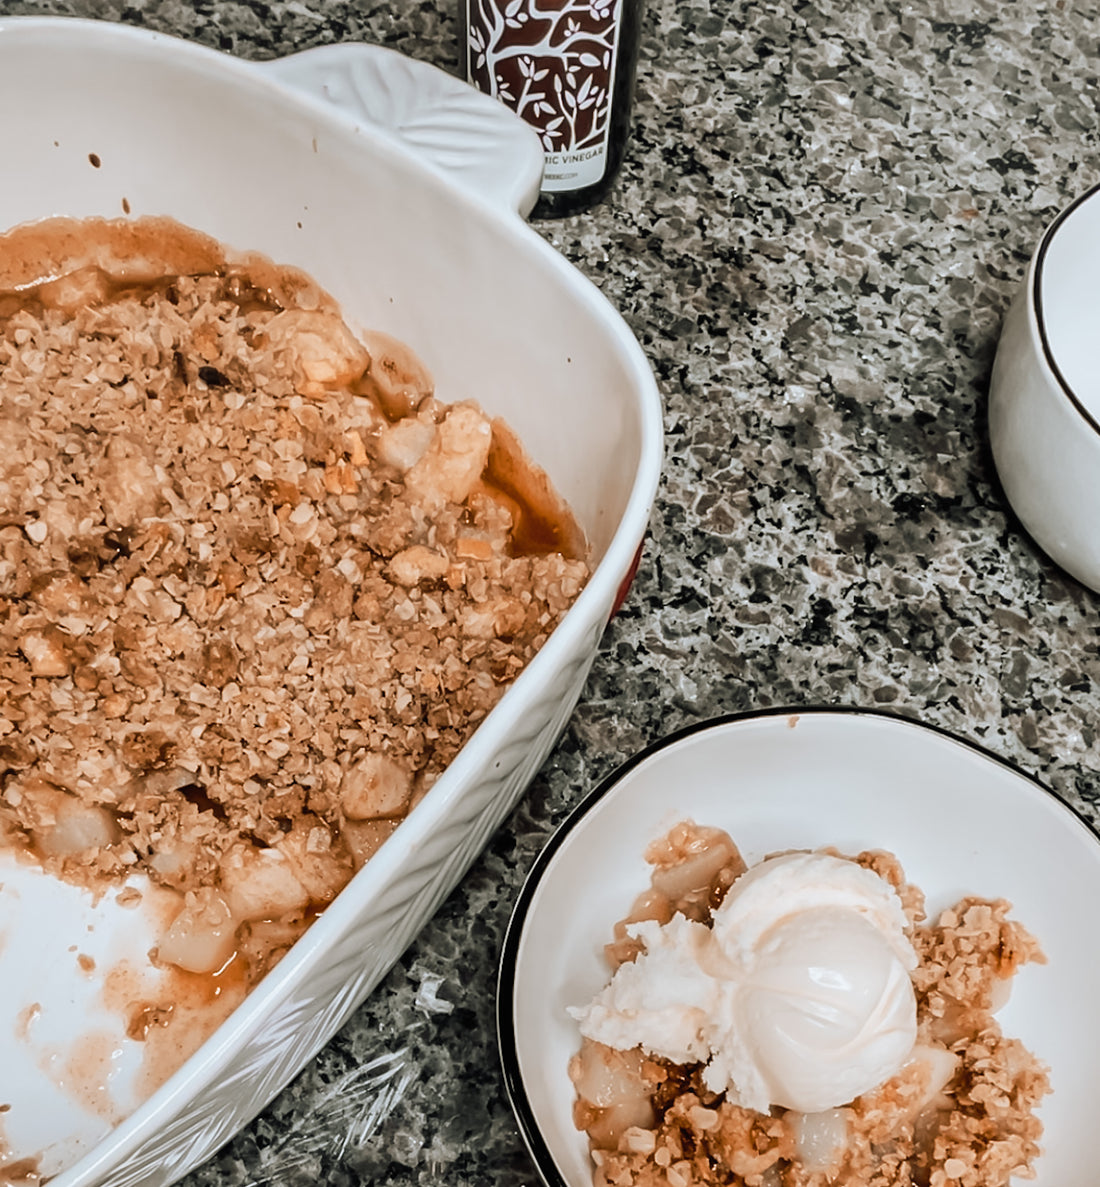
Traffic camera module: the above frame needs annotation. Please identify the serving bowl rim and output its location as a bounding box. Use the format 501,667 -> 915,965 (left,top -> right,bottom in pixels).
1032,178 -> 1100,439
495,704 -> 1100,1187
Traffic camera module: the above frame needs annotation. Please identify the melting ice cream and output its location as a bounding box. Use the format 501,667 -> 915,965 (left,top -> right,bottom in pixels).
570,852 -> 918,1113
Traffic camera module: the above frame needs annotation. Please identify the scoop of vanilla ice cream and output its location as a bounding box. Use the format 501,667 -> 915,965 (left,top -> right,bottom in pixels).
706,853 -> 918,1112
708,904 -> 918,1111
572,850 -> 919,1115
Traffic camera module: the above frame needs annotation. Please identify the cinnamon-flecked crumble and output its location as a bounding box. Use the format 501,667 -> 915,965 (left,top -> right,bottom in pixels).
571,825 -> 1050,1187
0,217 -> 589,987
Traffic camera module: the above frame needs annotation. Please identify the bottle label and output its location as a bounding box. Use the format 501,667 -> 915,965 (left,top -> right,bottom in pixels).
465,0 -> 625,192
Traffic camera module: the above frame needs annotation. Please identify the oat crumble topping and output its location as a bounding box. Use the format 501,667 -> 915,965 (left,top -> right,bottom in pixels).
0,217 -> 589,986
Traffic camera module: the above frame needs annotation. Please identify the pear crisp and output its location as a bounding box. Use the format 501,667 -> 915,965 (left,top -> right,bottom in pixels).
571,826 -> 1050,1187
0,216 -> 589,986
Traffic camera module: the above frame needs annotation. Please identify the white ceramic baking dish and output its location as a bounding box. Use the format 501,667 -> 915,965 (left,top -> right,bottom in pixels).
0,17 -> 663,1187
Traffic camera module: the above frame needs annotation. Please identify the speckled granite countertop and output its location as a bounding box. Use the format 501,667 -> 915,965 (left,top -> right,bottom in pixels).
4,0 -> 1100,1182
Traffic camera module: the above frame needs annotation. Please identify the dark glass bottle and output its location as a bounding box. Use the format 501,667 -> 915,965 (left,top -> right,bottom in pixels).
460,0 -> 646,217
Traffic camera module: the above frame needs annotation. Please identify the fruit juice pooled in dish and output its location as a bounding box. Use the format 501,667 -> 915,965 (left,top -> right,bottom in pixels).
0,215 -> 590,1174
569,822 -> 1050,1187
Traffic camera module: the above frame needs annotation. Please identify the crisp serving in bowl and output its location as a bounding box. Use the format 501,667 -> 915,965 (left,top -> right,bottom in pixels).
0,17 -> 663,1187
499,710 -> 1100,1187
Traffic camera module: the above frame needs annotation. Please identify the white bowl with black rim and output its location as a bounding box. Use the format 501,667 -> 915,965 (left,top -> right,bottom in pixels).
497,708 -> 1100,1187
990,183 -> 1100,592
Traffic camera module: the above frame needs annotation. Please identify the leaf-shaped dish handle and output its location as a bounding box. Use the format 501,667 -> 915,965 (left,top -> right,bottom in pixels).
257,42 -> 545,219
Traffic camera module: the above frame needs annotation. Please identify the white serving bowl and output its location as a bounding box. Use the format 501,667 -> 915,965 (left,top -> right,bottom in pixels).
499,709 -> 1100,1187
989,183 -> 1100,592
0,17 -> 663,1187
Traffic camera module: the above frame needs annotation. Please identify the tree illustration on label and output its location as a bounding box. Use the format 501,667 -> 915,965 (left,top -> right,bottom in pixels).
467,0 -> 623,189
